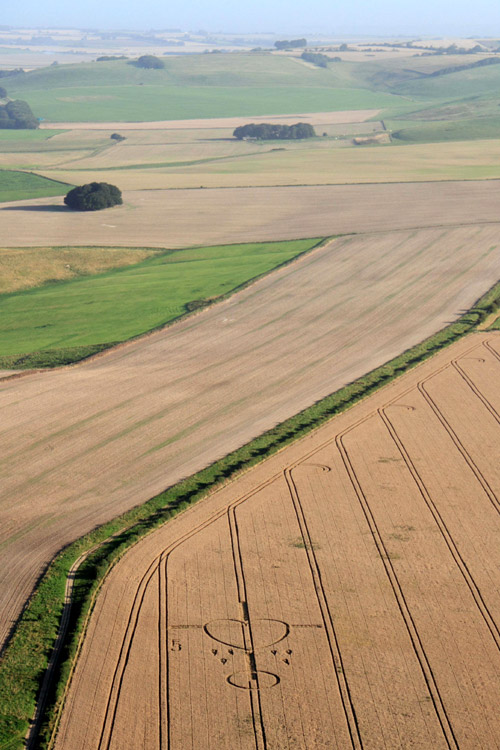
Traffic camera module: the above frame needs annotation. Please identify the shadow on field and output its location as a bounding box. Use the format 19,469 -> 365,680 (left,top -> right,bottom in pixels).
1,205 -> 69,212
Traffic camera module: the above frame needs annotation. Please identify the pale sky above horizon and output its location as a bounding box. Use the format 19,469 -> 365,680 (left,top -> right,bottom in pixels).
4,0 -> 500,38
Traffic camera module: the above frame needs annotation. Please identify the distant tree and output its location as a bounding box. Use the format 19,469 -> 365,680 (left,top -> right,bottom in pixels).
110,132 -> 126,141
0,86 -> 6,98
134,55 -> 165,69
233,122 -> 315,140
64,182 -> 123,211
339,43 -> 349,52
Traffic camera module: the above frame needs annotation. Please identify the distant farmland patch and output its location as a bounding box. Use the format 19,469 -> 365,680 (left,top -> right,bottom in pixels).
0,245 -> 165,294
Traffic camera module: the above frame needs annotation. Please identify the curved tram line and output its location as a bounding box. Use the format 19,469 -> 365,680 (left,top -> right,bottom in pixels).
50,336 -> 500,749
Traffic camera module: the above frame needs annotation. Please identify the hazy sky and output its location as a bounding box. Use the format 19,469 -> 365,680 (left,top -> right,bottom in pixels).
5,0 -> 500,37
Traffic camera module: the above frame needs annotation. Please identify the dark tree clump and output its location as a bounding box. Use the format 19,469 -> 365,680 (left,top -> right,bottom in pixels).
0,68 -> 24,78
0,87 -> 6,98
96,55 -> 128,61
0,99 -> 38,129
233,122 -> 316,140
274,38 -> 307,50
301,51 -> 331,68
134,55 -> 165,69
110,132 -> 126,141
64,182 -> 123,211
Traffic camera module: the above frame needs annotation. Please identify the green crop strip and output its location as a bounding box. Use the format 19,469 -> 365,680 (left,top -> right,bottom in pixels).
0,170 -> 69,203
0,279 -> 499,750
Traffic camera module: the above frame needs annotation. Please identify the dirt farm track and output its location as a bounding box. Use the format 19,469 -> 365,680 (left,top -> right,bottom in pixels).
54,332 -> 500,750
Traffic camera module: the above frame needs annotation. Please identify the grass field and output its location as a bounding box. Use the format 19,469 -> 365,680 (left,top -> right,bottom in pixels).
0,239 -> 321,359
391,115 -> 500,144
10,85 -> 401,123
0,170 -> 69,202
0,129 -> 63,144
4,56 -> 410,122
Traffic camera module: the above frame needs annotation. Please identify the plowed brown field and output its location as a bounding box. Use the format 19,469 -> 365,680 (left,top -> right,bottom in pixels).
3,181 -> 500,248
54,332 -> 500,749
2,227 -> 500,653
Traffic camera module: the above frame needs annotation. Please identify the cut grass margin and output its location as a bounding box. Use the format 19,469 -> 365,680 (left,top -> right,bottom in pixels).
1,280 -> 500,750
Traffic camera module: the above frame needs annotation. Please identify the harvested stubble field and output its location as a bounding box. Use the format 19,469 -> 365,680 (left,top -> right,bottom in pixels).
1,226 -> 500,653
3,181 -> 500,248
54,332 -> 500,749
41,138 -> 500,191
38,110 -> 381,131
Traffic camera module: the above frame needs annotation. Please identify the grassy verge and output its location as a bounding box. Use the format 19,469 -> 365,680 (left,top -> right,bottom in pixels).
0,238 -> 322,368
0,170 -> 69,202
1,280 -> 499,750
0,343 -> 115,370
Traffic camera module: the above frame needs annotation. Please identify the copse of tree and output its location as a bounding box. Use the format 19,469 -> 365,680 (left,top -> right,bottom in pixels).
301,51 -> 331,68
0,68 -> 24,78
110,132 -> 126,141
0,99 -> 38,129
233,122 -> 316,140
133,55 -> 165,69
64,182 -> 123,211
274,38 -> 307,50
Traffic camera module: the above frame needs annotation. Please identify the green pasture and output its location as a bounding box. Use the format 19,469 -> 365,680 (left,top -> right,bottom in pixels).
4,55 -> 407,122
393,61 -> 500,99
7,54 -> 356,88
8,84 -> 402,123
390,115 -> 500,143
0,170 -> 69,202
0,238 -> 321,363
0,129 -> 62,142
4,51 -> 500,128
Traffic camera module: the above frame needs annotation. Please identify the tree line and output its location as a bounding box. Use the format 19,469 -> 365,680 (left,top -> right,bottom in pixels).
300,51 -> 341,67
274,38 -> 307,50
233,122 -> 316,140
